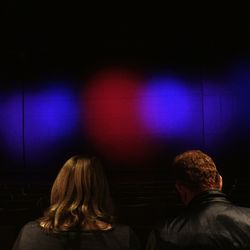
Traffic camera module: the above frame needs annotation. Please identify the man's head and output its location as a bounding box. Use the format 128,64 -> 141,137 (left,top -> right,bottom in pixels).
172,150 -> 222,205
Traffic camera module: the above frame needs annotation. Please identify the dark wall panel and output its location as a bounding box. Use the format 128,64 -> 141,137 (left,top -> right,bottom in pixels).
0,88 -> 23,172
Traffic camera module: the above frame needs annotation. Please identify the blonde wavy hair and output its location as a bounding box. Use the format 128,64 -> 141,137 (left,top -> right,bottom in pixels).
39,155 -> 114,232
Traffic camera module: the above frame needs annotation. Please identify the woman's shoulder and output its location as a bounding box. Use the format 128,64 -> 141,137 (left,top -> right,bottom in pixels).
111,224 -> 141,249
112,223 -> 130,229
111,223 -> 134,233
21,221 -> 41,232
21,221 -> 132,234
18,221 -> 50,240
14,222 -> 141,250
109,224 -> 139,241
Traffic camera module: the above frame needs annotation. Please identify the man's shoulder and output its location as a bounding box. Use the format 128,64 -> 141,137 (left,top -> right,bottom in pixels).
159,201 -> 250,229
223,203 -> 250,222
155,203 -> 250,244
233,204 -> 250,212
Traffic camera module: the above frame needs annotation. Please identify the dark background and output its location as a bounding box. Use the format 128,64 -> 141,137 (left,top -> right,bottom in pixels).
1,3 -> 250,175
1,3 -> 250,249
1,3 -> 250,78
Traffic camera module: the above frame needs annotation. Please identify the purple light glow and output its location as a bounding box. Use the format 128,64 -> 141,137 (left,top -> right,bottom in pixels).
138,76 -> 203,142
203,81 -> 235,149
24,84 -> 79,165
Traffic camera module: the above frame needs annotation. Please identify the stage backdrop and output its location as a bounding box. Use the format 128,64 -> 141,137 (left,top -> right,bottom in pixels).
0,64 -> 249,177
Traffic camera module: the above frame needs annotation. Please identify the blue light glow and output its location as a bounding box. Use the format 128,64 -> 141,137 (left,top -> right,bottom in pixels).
24,85 -> 79,158
229,62 -> 250,128
138,76 -> 202,139
202,81 -> 235,149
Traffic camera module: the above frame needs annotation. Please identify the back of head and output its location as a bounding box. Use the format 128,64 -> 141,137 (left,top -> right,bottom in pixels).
172,150 -> 220,192
39,155 -> 114,232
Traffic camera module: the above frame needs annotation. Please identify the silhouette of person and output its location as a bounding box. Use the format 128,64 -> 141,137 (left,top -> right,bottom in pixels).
13,155 -> 141,250
146,150 -> 250,249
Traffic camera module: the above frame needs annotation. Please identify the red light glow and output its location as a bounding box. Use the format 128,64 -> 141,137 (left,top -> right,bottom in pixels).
83,69 -> 152,167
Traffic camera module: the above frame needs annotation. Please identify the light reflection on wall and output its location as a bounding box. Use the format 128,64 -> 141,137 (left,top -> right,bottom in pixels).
203,81 -> 235,150
229,62 -> 250,132
0,67 -> 245,171
24,84 -> 79,166
83,69 -> 153,166
138,76 -> 203,144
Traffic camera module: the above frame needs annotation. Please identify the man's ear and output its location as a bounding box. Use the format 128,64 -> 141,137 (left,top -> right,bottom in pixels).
219,175 -> 223,191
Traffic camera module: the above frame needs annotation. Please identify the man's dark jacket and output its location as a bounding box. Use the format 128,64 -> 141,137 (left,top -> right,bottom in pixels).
146,190 -> 250,249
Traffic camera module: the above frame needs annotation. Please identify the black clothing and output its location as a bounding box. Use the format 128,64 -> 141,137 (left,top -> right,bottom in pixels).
146,190 -> 250,249
13,221 -> 141,250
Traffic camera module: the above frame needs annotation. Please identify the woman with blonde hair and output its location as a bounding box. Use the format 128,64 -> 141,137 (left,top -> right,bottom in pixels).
13,155 -> 141,250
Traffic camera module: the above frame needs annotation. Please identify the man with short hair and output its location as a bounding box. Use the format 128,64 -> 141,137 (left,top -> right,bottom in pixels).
146,150 -> 250,249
